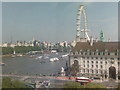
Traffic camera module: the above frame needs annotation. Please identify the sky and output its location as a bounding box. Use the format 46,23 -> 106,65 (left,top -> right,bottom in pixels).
2,2 -> 118,43
0,2 -> 1,44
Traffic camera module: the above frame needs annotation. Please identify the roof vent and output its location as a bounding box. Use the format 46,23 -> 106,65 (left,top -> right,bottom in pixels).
90,36 -> 94,46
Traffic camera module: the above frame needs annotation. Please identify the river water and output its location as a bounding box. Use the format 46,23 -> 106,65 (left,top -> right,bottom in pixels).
2,52 -> 68,76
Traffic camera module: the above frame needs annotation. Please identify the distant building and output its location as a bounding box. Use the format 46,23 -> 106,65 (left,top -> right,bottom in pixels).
59,41 -> 68,47
59,42 -> 64,47
63,41 -> 68,47
2,43 -> 8,47
71,40 -> 76,47
9,44 -> 16,48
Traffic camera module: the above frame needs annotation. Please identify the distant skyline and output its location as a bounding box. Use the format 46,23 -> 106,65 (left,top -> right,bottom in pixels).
2,2 -> 118,43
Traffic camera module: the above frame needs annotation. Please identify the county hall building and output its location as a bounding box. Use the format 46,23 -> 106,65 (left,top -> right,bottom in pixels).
69,40 -> 120,80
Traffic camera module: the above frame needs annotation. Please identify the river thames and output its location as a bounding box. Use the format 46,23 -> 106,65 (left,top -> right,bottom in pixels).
2,52 -> 68,76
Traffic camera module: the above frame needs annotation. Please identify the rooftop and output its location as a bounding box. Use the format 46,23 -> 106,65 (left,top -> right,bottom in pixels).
72,41 -> 120,52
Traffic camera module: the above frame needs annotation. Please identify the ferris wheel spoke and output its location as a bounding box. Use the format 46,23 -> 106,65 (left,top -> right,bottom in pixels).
76,5 -> 90,42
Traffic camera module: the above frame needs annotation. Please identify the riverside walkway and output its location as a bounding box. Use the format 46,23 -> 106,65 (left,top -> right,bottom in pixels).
1,74 -> 75,81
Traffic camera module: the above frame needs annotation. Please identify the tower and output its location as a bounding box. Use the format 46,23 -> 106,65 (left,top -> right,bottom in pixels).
100,30 -> 104,42
76,5 -> 90,42
32,37 -> 35,42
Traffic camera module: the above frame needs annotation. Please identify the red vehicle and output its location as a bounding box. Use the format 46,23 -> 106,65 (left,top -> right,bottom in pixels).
75,77 -> 92,85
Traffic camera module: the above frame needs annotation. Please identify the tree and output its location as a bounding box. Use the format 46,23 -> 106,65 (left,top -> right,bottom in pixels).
70,60 -> 79,76
2,47 -> 14,55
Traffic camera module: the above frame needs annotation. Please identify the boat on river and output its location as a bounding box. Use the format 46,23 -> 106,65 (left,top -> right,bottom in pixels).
61,54 -> 69,58
35,56 -> 42,59
29,55 -> 35,58
17,54 -> 23,57
49,57 -> 59,62
11,50 -> 16,58
51,50 -> 57,53
44,56 -> 49,59
11,55 -> 16,58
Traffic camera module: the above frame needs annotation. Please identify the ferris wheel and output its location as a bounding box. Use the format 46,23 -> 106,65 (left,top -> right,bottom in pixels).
76,5 -> 90,42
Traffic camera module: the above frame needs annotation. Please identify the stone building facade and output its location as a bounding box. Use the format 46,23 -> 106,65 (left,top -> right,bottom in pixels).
69,41 -> 120,80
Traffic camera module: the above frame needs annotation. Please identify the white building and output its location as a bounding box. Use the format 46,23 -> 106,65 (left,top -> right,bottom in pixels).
2,43 -> 8,47
69,41 -> 120,80
71,40 -> 76,47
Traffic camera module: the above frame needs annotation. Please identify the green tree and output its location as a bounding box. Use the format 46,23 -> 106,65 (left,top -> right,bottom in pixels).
70,60 -> 79,76
14,46 -> 42,54
2,47 -> 14,55
2,46 -> 45,55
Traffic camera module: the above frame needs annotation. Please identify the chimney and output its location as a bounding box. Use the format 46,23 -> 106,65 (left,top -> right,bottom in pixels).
95,38 -> 98,42
90,36 -> 94,46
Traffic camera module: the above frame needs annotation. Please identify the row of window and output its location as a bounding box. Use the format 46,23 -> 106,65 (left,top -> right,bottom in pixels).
76,56 -> 120,60
82,69 -> 106,74
73,52 -> 118,56
83,60 -> 107,64
79,49 -> 119,52
83,64 -> 103,68
75,60 -> 120,66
